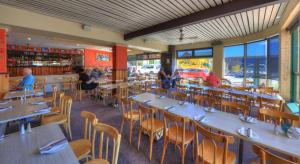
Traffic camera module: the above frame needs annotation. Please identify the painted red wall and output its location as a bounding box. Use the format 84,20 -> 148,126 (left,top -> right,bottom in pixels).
84,49 -> 112,68
113,45 -> 127,69
0,29 -> 7,73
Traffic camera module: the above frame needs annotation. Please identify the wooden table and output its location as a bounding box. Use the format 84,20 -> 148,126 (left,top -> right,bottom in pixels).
4,90 -> 44,100
0,124 -> 79,164
133,93 -> 300,163
98,82 -> 134,90
0,97 -> 50,123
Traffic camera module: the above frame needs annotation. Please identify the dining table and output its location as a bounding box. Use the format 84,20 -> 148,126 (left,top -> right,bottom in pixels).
0,124 -> 79,164
132,92 -> 300,164
4,90 -> 44,100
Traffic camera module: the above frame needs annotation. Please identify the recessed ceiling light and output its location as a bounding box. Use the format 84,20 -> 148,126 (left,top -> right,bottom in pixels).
76,43 -> 80,46
27,37 -> 31,41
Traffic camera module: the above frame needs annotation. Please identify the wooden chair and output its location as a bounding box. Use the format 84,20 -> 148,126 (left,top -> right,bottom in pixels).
70,111 -> 97,161
85,123 -> 121,164
221,78 -> 232,85
62,77 -> 72,93
129,83 -> 142,95
171,91 -> 188,101
44,85 -> 58,107
155,79 -> 163,89
228,92 -> 250,106
42,95 -> 73,140
34,78 -> 46,93
258,87 -> 274,95
160,112 -> 194,164
219,84 -> 231,89
190,87 -> 204,102
176,85 -> 187,93
0,92 -> 6,100
137,105 -> 164,161
194,122 -> 236,164
207,89 -> 224,107
75,80 -> 83,101
258,108 -> 299,127
9,79 -> 21,89
194,95 -> 216,108
189,80 -> 200,85
252,145 -> 296,164
258,97 -> 283,111
120,98 -> 139,144
48,92 -> 65,115
114,85 -> 128,107
234,86 -> 251,92
154,88 -> 168,96
221,101 -> 250,116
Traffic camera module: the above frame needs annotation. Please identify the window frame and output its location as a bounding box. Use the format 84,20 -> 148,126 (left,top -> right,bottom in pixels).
176,47 -> 213,59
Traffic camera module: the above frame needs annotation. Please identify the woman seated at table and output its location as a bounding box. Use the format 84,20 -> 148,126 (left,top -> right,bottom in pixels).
79,69 -> 98,90
158,67 -> 170,89
205,71 -> 221,87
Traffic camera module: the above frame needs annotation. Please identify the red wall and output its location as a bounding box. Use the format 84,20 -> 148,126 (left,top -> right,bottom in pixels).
0,29 -> 7,73
84,49 -> 112,68
113,45 -> 127,69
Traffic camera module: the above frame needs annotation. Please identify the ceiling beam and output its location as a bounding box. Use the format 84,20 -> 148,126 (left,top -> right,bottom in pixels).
124,0 -> 287,40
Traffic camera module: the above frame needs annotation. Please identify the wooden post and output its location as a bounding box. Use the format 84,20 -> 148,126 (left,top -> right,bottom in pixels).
112,44 -> 127,82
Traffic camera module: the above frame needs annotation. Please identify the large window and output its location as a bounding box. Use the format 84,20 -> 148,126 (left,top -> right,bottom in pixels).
291,27 -> 299,102
224,44 -> 245,86
223,36 -> 279,88
176,48 -> 213,79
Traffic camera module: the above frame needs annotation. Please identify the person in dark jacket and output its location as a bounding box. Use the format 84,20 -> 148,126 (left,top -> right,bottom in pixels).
79,69 -> 98,90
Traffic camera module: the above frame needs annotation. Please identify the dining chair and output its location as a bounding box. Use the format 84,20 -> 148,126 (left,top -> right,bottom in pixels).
62,77 -> 73,93
228,92 -> 250,106
137,105 -> 164,161
70,111 -> 97,161
258,97 -> 284,111
42,95 -> 73,140
113,84 -> 128,107
258,87 -> 274,95
258,108 -> 299,126
99,86 -> 113,105
0,92 -> 6,100
155,79 -> 163,89
85,123 -> 121,164
221,100 -> 250,116
34,78 -> 46,93
47,92 -> 65,115
154,88 -> 168,96
252,144 -> 296,164
171,91 -> 188,101
129,83 -> 142,95
189,80 -> 200,85
190,87 -> 204,102
194,95 -> 216,108
234,86 -> 251,92
9,79 -> 21,89
44,85 -> 58,107
176,85 -> 188,93
75,80 -> 83,101
160,112 -> 194,164
207,89 -> 224,107
120,98 -> 139,144
221,78 -> 232,85
194,121 -> 236,164
219,84 -> 231,89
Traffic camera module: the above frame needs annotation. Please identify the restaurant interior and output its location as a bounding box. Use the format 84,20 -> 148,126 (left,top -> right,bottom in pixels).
0,0 -> 299,164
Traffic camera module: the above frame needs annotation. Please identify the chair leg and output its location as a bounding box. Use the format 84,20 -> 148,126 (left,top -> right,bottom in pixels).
68,122 -> 72,140
120,118 -> 124,134
149,132 -> 154,161
181,145 -> 185,164
160,139 -> 168,164
129,121 -> 133,144
137,127 -> 142,151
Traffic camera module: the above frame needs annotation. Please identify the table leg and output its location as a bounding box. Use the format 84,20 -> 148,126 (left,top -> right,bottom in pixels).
238,138 -> 244,164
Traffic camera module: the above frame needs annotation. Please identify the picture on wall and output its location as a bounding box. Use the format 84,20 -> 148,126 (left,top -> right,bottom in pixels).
96,53 -> 110,61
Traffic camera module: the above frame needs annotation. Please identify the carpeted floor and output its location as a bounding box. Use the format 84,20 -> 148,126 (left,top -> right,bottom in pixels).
69,97 -> 259,164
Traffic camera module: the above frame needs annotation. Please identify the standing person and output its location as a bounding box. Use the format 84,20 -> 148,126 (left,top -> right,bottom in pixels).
171,69 -> 180,88
205,71 -> 221,87
17,68 -> 35,91
79,69 -> 98,90
158,68 -> 170,89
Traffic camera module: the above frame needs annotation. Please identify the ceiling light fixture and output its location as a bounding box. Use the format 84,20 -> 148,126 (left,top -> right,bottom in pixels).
27,37 -> 31,41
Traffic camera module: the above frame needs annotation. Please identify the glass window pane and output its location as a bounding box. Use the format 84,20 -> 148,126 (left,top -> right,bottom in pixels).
224,45 -> 244,86
246,40 -> 267,86
267,36 -> 279,89
194,48 -> 213,57
177,50 -> 193,58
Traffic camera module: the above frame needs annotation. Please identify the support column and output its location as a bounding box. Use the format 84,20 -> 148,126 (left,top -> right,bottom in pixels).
0,28 -> 9,93
112,44 -> 127,81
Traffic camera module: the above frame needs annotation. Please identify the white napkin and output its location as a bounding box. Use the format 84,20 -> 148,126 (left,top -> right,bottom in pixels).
164,105 -> 175,111
239,114 -> 257,123
31,101 -> 47,105
237,127 -> 258,139
287,128 -> 300,139
39,138 -> 68,154
143,100 -> 152,104
0,106 -> 13,112
203,107 -> 216,113
33,107 -> 51,113
194,115 -> 208,123
128,95 -> 137,99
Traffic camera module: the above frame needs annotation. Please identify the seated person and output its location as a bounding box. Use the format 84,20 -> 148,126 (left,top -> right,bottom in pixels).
158,68 -> 170,89
171,69 -> 180,88
79,69 -> 98,90
90,68 -> 102,80
16,68 -> 35,91
205,71 -> 220,87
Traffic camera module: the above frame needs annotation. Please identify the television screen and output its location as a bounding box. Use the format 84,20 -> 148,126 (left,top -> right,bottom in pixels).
194,48 -> 213,57
177,50 -> 193,58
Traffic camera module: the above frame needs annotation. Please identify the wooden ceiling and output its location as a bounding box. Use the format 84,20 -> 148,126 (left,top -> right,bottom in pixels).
0,0 -> 289,45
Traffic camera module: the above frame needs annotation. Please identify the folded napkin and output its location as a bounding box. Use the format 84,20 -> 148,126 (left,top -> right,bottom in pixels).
39,138 -> 68,154
0,100 -> 11,105
203,107 -> 216,113
178,101 -> 188,105
128,95 -> 137,99
194,115 -> 208,123
33,107 -> 51,113
287,128 -> 300,139
164,105 -> 175,110
239,114 -> 257,123
0,106 -> 13,112
143,100 -> 152,104
157,95 -> 166,99
237,127 -> 258,139
31,101 -> 47,105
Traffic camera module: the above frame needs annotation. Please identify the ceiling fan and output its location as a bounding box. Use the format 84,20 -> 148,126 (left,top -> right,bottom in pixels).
178,28 -> 198,42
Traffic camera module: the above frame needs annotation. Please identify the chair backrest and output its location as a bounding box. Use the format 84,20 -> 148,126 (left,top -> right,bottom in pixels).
259,108 -> 299,126
138,105 -> 157,132
116,85 -> 128,99
60,96 -> 73,122
207,89 -> 224,102
221,78 -> 231,85
258,87 -> 274,95
9,79 -> 21,88
252,145 -> 296,164
91,123 -> 121,164
228,92 -> 250,106
176,85 -> 187,93
120,98 -> 134,117
163,112 -> 190,144
80,111 -> 97,141
171,91 -> 187,101
189,80 -> 199,85
219,84 -> 231,89
194,95 -> 215,107
156,79 -> 162,88
131,83 -> 142,94
154,88 -> 167,95
52,86 -> 58,107
221,100 -> 250,116
190,87 -> 204,100
234,86 -> 251,92
258,97 -> 283,111
194,122 -> 234,164
34,78 -> 46,91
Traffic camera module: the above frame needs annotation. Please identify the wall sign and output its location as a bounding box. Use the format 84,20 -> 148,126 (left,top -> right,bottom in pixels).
96,53 -> 110,61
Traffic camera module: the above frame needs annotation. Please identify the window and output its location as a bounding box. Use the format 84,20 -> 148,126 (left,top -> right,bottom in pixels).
177,50 -> 193,58
224,44 -> 245,86
223,36 -> 280,89
194,48 -> 213,57
246,40 -> 267,86
291,27 -> 299,102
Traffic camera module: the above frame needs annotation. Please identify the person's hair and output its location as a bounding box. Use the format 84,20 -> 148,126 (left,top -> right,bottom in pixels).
23,68 -> 32,74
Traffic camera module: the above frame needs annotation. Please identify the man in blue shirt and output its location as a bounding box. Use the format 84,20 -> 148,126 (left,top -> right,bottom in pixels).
17,68 -> 35,91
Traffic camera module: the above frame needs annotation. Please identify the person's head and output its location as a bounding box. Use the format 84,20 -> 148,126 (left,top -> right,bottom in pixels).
85,69 -> 92,76
23,68 -> 32,76
209,71 -> 214,76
